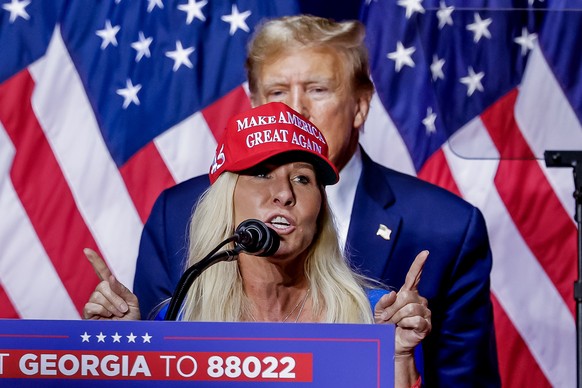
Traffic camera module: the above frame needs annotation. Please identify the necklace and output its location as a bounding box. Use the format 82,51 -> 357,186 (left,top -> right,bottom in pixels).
248,288 -> 311,323
283,287 -> 310,323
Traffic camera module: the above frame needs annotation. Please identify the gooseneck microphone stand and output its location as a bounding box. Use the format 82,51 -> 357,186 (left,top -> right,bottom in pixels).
164,219 -> 280,321
164,236 -> 241,321
544,150 -> 582,388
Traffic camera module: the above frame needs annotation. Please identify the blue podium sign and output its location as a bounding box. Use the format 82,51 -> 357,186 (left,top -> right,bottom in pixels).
0,319 -> 394,387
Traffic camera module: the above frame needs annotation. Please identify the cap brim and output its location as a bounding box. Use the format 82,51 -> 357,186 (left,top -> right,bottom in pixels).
234,150 -> 339,186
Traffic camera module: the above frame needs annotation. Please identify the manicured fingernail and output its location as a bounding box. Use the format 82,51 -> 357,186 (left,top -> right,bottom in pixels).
119,302 -> 128,313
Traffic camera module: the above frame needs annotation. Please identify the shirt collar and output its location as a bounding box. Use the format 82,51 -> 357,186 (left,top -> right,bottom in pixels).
325,146 -> 362,250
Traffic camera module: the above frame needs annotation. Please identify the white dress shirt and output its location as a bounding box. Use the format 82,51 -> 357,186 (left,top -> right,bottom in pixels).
325,147 -> 362,251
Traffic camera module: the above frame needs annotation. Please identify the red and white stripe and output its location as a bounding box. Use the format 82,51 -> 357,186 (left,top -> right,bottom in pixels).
0,19 -> 579,388
365,44 -> 579,387
0,26 -> 251,319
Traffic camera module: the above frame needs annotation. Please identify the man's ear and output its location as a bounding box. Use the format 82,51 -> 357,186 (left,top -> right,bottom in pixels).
353,91 -> 372,130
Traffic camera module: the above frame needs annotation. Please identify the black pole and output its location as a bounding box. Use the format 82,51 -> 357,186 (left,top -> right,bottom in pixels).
544,150 -> 582,388
164,242 -> 241,321
163,219 -> 280,321
577,197 -> 582,388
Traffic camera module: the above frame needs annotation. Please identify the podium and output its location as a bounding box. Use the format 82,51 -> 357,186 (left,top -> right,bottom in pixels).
0,319 -> 394,387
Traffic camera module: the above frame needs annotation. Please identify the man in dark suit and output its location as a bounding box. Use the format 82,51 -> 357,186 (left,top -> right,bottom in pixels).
134,15 -> 500,387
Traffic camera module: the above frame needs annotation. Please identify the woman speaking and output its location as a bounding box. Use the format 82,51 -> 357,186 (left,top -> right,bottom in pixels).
83,102 -> 431,388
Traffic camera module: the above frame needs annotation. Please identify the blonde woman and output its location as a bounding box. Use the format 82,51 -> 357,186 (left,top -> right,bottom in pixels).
84,102 -> 430,388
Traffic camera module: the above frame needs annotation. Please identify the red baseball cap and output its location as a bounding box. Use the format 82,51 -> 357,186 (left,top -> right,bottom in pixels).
209,102 -> 339,185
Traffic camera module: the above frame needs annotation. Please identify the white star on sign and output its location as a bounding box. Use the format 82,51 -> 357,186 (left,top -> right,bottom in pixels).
96,20 -> 120,50
127,332 -> 137,343
147,0 -> 164,13
430,55 -> 445,81
2,0 -> 30,23
96,332 -> 107,343
142,333 -> 152,343
178,0 -> 207,24
514,27 -> 537,56
111,332 -> 122,343
423,107 -> 437,134
397,0 -> 425,19
437,1 -> 454,29
221,4 -> 251,36
466,13 -> 492,43
165,41 -> 195,72
460,66 -> 485,96
116,79 -> 142,109
387,41 -> 416,72
131,32 -> 153,62
80,332 -> 91,342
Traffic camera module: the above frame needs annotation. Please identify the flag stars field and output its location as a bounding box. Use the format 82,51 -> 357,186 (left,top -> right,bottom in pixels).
466,12 -> 492,43
147,0 -> 164,13
96,20 -> 120,50
460,66 -> 485,96
117,79 -> 142,109
430,55 -> 445,81
514,27 -> 538,56
221,4 -> 252,36
165,41 -> 195,72
387,41 -> 416,72
1,0 -> 30,23
436,1 -> 454,29
131,32 -> 153,62
178,0 -> 208,24
397,0 -> 425,19
422,107 -> 437,134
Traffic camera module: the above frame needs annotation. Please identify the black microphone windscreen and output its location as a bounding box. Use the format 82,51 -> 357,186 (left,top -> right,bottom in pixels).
235,219 -> 280,257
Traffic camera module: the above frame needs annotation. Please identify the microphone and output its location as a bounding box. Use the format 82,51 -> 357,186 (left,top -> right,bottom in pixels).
164,219 -> 280,320
234,219 -> 280,256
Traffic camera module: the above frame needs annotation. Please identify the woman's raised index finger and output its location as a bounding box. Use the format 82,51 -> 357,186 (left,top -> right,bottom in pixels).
84,248 -> 111,281
402,250 -> 429,291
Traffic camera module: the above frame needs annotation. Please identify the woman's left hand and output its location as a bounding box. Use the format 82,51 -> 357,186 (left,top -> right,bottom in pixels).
374,250 -> 432,356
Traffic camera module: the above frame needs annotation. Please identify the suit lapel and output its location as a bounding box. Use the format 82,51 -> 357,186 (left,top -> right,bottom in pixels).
345,152 -> 401,280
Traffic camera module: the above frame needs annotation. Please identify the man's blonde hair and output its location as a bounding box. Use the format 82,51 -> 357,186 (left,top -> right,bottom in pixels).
246,15 -> 374,103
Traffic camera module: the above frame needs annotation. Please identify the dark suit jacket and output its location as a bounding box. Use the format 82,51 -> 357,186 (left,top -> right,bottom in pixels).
133,149 -> 500,387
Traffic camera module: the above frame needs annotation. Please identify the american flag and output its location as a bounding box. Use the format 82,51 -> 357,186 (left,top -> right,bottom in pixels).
0,0 -> 298,317
361,0 -> 580,387
0,0 -> 580,387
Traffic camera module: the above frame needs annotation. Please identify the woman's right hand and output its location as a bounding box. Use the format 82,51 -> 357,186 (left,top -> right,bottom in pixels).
82,248 -> 141,320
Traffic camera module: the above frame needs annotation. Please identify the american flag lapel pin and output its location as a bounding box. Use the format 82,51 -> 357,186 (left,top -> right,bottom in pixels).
376,224 -> 392,240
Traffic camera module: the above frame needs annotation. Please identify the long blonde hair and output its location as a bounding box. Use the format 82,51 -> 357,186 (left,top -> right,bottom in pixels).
181,172 -> 374,323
